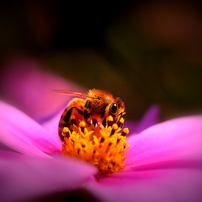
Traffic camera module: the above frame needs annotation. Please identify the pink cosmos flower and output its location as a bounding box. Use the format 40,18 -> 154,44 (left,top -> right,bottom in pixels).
2,57 -> 202,201
0,100 -> 202,201
0,57 -> 164,201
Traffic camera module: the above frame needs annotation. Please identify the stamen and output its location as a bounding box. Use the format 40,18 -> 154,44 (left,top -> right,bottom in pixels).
121,128 -> 129,136
110,123 -> 118,136
107,115 -> 113,126
79,121 -> 86,133
61,116 -> 130,174
117,117 -> 124,128
79,121 -> 86,128
62,127 -> 70,138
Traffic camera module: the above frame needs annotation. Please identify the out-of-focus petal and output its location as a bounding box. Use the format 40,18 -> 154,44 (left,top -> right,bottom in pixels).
0,101 -> 61,156
0,123 -> 52,158
0,57 -> 84,120
42,109 -> 63,143
126,116 -> 202,167
134,105 -> 160,133
86,165 -> 202,202
0,151 -> 97,202
124,105 -> 160,135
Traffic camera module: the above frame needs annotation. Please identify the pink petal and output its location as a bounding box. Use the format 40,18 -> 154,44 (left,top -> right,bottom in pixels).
0,101 -> 61,156
125,105 -> 160,135
134,105 -> 160,133
84,116 -> 202,202
126,116 -> 202,167
42,109 -> 64,143
86,166 -> 202,202
0,123 -> 52,158
0,57 -> 84,119
0,151 -> 97,201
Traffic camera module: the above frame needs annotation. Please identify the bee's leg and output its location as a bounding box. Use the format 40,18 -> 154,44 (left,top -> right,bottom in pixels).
83,109 -> 90,120
102,118 -> 107,127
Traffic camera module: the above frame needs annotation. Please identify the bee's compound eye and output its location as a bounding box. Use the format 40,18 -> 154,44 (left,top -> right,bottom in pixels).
110,103 -> 118,114
84,100 -> 91,109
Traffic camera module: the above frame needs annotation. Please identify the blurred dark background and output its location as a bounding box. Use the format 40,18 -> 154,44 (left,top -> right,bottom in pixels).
1,0 -> 202,121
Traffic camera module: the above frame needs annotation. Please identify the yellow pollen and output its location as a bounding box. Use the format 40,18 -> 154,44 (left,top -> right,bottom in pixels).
119,118 -> 124,124
107,115 -> 113,122
123,128 -> 129,134
112,123 -> 118,130
61,116 -> 130,174
62,127 -> 70,133
79,121 -> 86,128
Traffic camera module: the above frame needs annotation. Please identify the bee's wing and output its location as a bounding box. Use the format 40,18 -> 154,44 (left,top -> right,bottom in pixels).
48,89 -> 94,98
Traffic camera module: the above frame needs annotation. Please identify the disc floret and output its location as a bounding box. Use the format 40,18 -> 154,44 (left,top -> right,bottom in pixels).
61,116 -> 129,174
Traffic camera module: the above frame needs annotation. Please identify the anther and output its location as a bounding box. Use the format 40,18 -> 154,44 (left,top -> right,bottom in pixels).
62,127 -> 70,138
110,123 -> 118,136
117,117 -> 124,128
79,121 -> 86,133
107,115 -> 114,126
121,128 -> 129,136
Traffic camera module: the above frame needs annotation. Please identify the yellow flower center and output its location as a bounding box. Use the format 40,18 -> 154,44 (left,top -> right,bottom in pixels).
61,116 -> 129,174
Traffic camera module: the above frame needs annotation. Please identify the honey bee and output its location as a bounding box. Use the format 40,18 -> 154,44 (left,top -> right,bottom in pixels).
50,89 -> 126,141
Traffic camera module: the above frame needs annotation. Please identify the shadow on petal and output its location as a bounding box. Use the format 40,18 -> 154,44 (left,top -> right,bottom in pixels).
29,188 -> 101,202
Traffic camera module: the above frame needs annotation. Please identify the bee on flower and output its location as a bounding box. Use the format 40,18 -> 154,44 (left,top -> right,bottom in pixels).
50,89 -> 130,174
